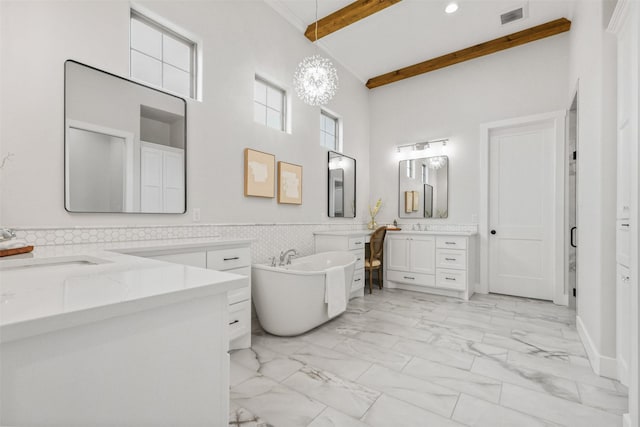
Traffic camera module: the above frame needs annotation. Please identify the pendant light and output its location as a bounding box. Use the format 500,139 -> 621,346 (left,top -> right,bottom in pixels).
293,0 -> 338,106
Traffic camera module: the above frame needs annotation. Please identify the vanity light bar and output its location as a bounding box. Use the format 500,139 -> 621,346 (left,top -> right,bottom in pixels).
396,138 -> 449,153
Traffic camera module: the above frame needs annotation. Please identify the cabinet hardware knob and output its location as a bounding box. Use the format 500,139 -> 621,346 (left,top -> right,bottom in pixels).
445,241 -> 455,244
445,277 -> 456,281
490,230 -> 497,235
223,257 -> 240,261
445,258 -> 456,261
229,320 -> 240,325
403,276 -> 415,280
621,224 -> 630,227
354,278 -> 361,282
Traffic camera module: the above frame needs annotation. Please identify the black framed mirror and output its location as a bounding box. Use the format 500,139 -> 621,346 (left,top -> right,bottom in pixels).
328,151 -> 356,218
64,60 -> 187,213
398,156 -> 448,218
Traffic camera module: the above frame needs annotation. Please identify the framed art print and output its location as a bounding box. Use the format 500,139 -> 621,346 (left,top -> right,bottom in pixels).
244,148 -> 275,198
277,161 -> 302,204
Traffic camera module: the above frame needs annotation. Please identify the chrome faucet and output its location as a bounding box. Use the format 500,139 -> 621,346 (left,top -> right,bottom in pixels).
279,249 -> 298,266
0,228 -> 16,242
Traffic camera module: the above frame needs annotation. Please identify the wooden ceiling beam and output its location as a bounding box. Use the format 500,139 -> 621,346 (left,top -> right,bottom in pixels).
305,0 -> 402,41
366,17 -> 571,89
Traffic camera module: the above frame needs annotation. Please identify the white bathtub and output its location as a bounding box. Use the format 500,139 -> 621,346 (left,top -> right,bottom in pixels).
252,251 -> 356,336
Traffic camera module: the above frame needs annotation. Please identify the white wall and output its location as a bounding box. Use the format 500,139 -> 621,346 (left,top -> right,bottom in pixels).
369,35 -> 570,225
0,1 -> 370,226
567,0 -> 619,375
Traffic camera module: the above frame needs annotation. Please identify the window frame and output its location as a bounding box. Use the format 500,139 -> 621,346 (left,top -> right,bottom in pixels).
129,9 -> 198,99
320,109 -> 341,152
253,76 -> 287,132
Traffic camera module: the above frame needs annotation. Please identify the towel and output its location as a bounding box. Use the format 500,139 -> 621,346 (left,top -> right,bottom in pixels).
325,266 -> 347,318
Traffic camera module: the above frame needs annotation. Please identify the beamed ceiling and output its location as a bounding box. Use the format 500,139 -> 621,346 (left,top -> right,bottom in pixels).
266,0 -> 573,88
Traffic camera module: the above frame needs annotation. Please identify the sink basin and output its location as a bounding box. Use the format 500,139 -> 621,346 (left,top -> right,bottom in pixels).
0,255 -> 112,272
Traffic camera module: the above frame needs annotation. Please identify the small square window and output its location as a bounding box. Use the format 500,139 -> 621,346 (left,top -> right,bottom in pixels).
254,77 -> 286,131
130,10 -> 197,99
320,110 -> 339,151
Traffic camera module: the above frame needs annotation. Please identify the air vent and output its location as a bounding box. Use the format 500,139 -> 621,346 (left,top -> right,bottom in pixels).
501,8 -> 524,25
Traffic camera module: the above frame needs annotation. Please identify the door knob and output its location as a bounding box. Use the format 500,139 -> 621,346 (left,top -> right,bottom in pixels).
490,230 -> 496,235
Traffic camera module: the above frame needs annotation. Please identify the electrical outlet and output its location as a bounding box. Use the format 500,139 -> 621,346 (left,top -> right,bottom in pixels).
193,208 -> 201,222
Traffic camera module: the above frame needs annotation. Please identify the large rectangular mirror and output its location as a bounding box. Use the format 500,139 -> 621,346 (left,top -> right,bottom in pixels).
398,156 -> 448,218
328,151 -> 356,218
65,60 -> 187,213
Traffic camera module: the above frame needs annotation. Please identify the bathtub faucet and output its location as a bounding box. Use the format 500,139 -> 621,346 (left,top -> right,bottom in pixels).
279,249 -> 298,266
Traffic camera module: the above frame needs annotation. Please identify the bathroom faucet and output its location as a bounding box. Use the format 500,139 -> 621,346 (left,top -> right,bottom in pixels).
279,249 -> 298,266
0,228 -> 16,242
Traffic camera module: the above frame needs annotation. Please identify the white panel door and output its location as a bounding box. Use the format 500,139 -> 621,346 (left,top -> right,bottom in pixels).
386,236 -> 410,271
163,150 -> 185,213
410,235 -> 436,275
140,145 -> 163,212
489,121 -> 555,300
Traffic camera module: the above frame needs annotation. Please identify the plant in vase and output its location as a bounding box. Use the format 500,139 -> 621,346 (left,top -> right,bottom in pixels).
368,198 -> 382,230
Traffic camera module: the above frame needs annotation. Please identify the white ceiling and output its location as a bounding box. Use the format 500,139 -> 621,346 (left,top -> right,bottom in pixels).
266,0 -> 573,83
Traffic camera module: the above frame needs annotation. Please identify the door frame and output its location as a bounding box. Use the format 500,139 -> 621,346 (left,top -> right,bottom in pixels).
479,110 -> 567,305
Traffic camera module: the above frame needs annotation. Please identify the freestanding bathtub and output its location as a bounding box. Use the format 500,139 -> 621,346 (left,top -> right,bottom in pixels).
252,251 -> 356,336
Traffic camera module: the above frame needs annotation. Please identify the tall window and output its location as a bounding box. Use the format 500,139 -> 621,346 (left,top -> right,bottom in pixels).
320,110 -> 339,151
130,10 -> 197,98
254,77 -> 286,131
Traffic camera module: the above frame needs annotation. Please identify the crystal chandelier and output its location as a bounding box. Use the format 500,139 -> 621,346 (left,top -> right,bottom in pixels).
293,0 -> 338,106
427,156 -> 448,170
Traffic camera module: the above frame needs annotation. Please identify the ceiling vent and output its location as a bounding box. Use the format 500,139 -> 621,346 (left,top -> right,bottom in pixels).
500,3 -> 528,25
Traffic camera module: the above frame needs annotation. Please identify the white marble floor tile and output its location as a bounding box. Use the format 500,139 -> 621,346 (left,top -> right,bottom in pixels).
300,328 -> 349,349
231,345 -> 304,382
290,344 -> 373,381
230,361 -> 259,387
500,383 -> 623,426
333,338 -> 412,372
507,350 -> 618,391
403,357 -> 502,403
577,383 -> 629,415
228,406 -> 270,427
428,334 -> 509,361
352,330 -> 402,348
251,332 -> 308,355
393,338 -> 476,370
471,356 -> 581,402
357,364 -> 459,418
452,393 -> 558,427
232,377 -> 326,427
362,394 -> 464,427
415,318 -> 485,342
283,365 -> 380,419
307,407 -> 370,427
361,309 -> 421,327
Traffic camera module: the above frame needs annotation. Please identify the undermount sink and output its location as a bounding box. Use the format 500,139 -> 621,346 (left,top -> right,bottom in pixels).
0,255 -> 112,272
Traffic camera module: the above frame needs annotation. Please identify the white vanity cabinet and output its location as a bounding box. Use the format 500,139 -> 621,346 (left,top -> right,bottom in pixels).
127,240 -> 252,350
314,231 -> 367,298
385,232 -> 476,300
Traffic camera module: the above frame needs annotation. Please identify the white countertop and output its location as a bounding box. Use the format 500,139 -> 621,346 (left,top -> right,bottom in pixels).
0,238 -> 250,343
313,229 -> 477,237
313,230 -> 371,237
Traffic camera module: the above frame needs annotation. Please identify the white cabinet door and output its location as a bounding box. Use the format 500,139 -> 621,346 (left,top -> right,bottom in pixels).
410,236 -> 435,275
140,142 -> 185,213
386,235 -> 410,271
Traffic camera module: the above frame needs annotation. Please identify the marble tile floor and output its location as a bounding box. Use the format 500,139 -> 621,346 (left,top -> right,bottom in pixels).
229,289 -> 628,427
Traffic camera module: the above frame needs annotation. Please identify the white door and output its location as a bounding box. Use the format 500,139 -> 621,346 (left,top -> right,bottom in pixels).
163,150 -> 185,213
489,121 -> 556,300
140,145 -> 164,212
410,235 -> 436,275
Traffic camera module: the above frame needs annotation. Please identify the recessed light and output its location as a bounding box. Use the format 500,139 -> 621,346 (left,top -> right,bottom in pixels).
445,2 -> 459,14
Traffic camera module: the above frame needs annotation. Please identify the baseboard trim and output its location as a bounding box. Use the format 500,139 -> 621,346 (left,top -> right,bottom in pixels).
576,315 -> 619,379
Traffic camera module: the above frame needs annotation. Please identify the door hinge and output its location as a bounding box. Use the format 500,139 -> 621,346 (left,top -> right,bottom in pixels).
572,151 -> 577,160
573,288 -> 576,297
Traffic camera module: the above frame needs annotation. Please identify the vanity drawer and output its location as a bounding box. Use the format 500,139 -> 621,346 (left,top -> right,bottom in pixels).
387,270 -> 435,287
436,249 -> 466,270
228,300 -> 251,342
226,268 -> 251,304
436,269 -> 467,291
436,236 -> 467,250
207,247 -> 251,271
348,237 -> 366,250
352,249 -> 365,270
352,271 -> 364,291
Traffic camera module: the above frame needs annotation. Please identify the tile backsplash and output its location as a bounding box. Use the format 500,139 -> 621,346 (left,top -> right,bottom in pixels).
13,222 -> 477,264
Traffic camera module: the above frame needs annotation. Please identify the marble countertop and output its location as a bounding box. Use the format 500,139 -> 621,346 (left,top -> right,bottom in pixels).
313,229 -> 477,237
0,238 -> 250,343
389,230 -> 477,236
313,230 -> 372,237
